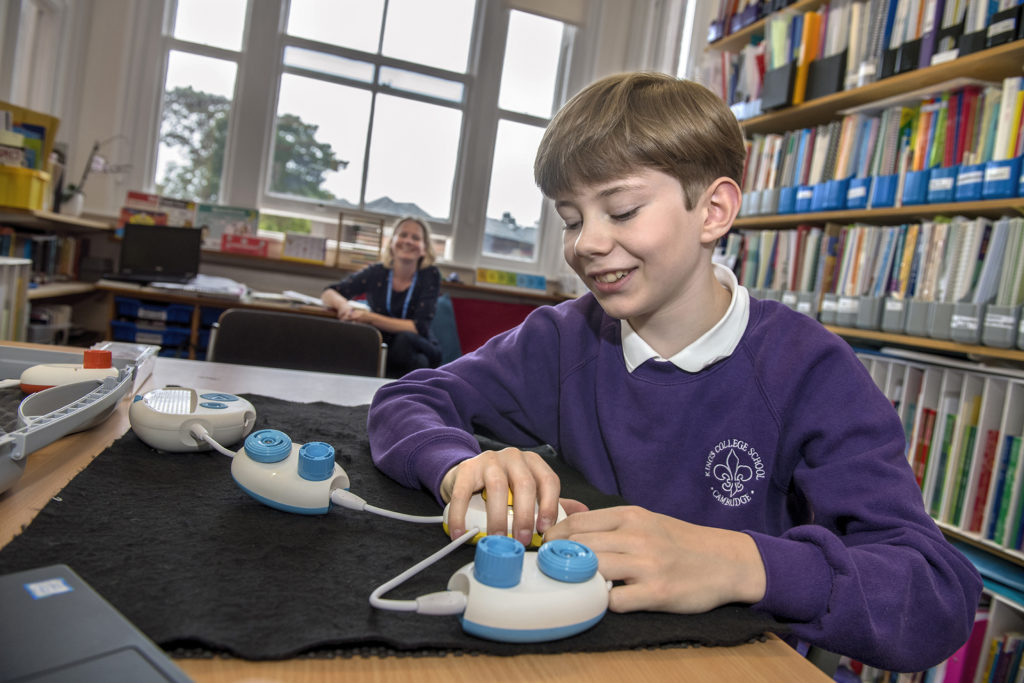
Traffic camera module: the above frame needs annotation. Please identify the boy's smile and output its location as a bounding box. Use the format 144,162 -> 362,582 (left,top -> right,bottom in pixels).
555,168 -> 731,355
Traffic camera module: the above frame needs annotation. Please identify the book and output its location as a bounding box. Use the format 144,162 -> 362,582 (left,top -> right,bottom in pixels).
914,406 -> 938,487
928,397 -> 959,515
281,232 -> 327,264
195,204 -> 259,250
940,605 -> 989,683
941,392 -> 981,522
970,428 -> 1003,533
988,434 -> 1022,543
950,423 -> 977,526
791,9 -> 822,106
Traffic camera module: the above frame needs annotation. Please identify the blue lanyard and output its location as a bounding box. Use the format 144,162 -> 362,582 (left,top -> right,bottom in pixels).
386,269 -> 417,319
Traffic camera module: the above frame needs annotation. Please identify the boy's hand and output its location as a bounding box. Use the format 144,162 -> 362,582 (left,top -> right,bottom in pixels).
542,506 -> 767,613
441,448 -> 582,546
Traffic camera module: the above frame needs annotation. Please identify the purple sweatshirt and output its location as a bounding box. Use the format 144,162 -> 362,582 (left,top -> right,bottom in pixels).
368,293 -> 982,671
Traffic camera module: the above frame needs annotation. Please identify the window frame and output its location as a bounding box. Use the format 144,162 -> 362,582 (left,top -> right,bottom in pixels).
126,0 -> 606,276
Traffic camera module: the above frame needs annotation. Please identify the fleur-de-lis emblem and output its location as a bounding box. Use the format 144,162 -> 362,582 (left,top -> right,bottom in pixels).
713,449 -> 753,497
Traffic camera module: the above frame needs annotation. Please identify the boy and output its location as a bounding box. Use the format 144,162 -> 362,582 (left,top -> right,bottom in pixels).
367,72 -> 981,672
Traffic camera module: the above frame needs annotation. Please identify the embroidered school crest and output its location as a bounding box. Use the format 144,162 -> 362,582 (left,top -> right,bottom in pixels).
703,438 -> 766,507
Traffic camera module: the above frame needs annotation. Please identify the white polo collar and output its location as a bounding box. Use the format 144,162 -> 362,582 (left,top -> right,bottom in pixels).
621,263 -> 749,373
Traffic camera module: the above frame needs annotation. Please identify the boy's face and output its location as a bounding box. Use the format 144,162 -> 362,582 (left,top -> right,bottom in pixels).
555,168 -> 715,326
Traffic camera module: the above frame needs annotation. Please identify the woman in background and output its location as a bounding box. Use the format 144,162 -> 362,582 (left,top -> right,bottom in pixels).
322,215 -> 442,378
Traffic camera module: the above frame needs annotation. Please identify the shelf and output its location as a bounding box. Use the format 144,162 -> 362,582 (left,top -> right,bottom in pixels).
707,0 -> 825,53
828,325 -> 1024,363
0,208 -> 114,232
736,41 -> 1024,135
734,198 -> 1024,229
28,281 -> 97,300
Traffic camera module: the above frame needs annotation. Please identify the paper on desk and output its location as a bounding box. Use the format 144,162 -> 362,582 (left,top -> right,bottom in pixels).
283,290 -> 329,307
150,275 -> 248,300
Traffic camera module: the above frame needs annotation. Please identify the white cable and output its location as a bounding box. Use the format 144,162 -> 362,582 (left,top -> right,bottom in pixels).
189,425 -> 236,458
368,526 -> 480,615
329,489 -> 444,523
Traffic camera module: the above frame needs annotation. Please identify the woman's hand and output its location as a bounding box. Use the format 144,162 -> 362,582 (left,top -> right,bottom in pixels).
321,289 -> 352,320
441,448 -> 586,546
340,307 -> 372,323
543,506 -> 767,613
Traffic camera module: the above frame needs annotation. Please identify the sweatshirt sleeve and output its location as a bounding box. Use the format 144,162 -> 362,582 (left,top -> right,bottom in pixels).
368,305 -> 565,501
746,325 -> 982,672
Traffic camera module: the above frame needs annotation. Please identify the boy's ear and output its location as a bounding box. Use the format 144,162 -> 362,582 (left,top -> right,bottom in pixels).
700,177 -> 741,244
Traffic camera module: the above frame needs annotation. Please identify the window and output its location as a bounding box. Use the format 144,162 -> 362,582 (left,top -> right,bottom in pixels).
270,0 -> 475,223
153,0 -> 246,202
155,50 -> 238,202
144,0 -> 581,271
482,10 -> 574,261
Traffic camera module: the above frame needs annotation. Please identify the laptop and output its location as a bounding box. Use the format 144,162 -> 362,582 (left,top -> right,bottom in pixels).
0,564 -> 193,682
105,224 -> 202,285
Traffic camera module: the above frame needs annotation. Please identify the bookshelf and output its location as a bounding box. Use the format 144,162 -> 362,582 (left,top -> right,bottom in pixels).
734,197 -> 1024,230
0,208 -> 116,343
734,41 -> 1024,135
706,2 -> 1024,676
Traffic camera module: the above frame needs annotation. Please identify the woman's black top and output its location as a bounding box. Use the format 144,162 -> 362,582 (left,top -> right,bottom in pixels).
324,263 -> 441,340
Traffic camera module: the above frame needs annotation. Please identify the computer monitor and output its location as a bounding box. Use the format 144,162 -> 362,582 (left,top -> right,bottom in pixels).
110,224 -> 202,284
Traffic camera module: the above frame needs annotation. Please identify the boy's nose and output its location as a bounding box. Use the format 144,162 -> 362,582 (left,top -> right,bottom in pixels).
572,220 -> 613,257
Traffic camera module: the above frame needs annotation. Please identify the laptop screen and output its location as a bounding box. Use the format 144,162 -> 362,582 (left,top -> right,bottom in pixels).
118,225 -> 202,283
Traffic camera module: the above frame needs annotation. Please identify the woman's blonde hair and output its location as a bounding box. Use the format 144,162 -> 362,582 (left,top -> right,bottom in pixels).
534,72 -> 746,210
381,215 -> 436,269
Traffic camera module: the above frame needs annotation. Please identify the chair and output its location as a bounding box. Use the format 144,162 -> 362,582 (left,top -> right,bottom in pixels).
207,308 -> 387,377
430,294 -> 462,364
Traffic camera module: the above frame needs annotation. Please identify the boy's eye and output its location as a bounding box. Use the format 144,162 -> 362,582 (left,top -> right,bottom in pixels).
561,219 -> 582,231
610,207 -> 639,221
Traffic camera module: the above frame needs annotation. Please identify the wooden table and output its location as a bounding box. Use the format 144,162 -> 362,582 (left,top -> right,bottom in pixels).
0,350 -> 829,682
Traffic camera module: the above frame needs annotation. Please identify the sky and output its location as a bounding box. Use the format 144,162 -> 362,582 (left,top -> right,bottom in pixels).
160,0 -> 566,228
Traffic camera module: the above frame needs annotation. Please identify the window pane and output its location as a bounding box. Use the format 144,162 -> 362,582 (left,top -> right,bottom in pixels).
364,94 -> 461,221
381,0 -> 475,73
283,47 -> 374,83
498,11 -> 566,118
155,51 -> 238,202
286,0 -> 384,53
379,66 -> 463,102
483,120 -> 543,261
172,0 -> 247,52
270,74 -> 371,207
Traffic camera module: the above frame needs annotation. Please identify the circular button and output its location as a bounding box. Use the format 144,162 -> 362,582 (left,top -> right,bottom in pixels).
298,441 -> 335,481
472,535 -> 524,588
200,392 -> 239,402
244,429 -> 292,463
537,540 -> 598,583
199,402 -> 227,410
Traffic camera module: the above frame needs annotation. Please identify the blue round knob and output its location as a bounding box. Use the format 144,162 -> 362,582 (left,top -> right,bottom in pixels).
537,540 -> 598,583
243,429 -> 292,463
473,535 -> 524,588
298,441 -> 335,481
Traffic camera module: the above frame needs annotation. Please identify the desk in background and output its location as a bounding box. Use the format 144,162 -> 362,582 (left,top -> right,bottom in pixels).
0,349 -> 829,682
95,280 -> 335,360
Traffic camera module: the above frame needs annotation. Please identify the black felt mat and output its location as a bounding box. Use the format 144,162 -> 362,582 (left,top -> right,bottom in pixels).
0,396 -> 784,660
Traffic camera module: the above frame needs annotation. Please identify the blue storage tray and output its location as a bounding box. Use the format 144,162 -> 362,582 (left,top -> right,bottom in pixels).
115,297 -> 194,324
110,320 -> 190,347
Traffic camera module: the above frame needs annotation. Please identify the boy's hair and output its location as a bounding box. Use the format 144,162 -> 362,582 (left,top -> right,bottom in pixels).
382,215 -> 436,269
534,72 -> 746,210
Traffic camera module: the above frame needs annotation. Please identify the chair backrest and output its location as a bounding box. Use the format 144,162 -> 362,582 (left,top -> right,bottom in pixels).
430,294 -> 461,364
208,308 -> 386,377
